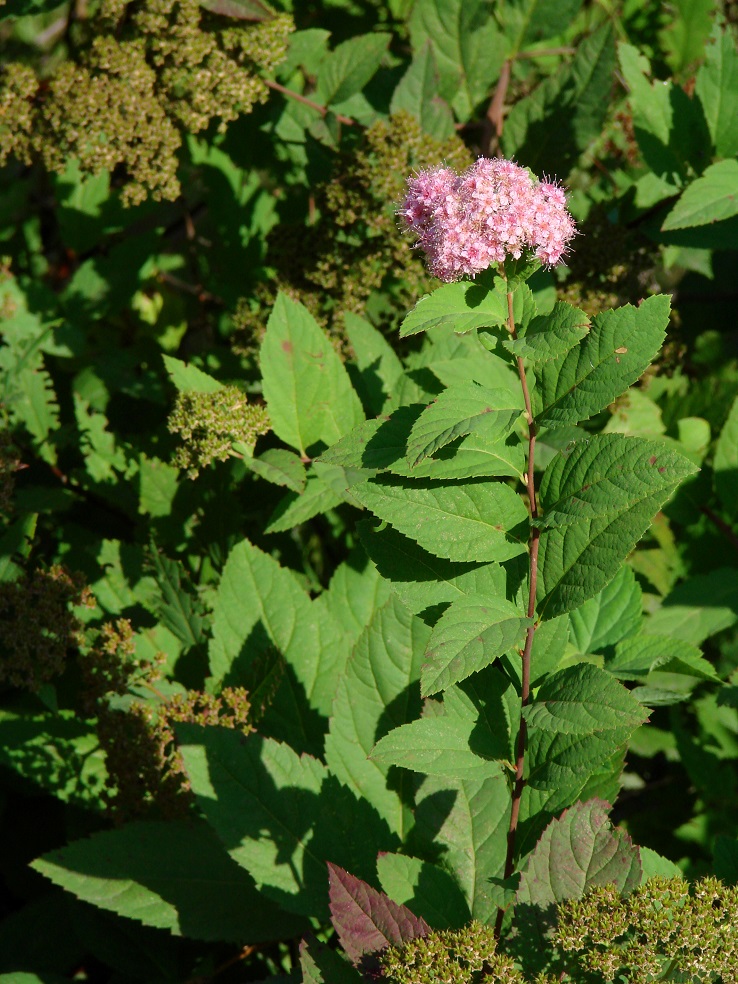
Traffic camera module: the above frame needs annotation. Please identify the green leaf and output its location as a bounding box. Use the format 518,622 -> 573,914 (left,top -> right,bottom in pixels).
358,520 -> 507,613
390,43 -> 455,140
714,394 -> 738,521
147,546 -> 205,649
179,729 -> 391,920
300,937 -> 364,984
695,26 -> 738,158
644,568 -> 738,644
315,33 -> 392,107
0,711 -> 106,809
639,847 -> 683,881
408,0 -> 507,120
376,854 -> 470,929
536,436 -> 697,617
502,0 -> 584,52
370,716 -> 497,780
502,22 -> 616,177
0,513 -> 37,583
324,595 -> 429,838
568,565 -> 642,656
525,665 -> 648,792
534,295 -> 671,426
658,0 -> 717,74
260,293 -> 363,455
524,662 -> 650,736
162,354 -> 222,393
344,312 -> 404,414
209,539 -> 345,718
32,820 -> 304,942
138,455 -> 179,517
503,303 -> 589,364
412,772 -> 510,923
608,634 -> 719,682
662,160 -> 738,231
516,800 -> 641,908
244,448 -> 307,493
406,383 -> 523,467
399,281 -> 508,338
529,614 -> 569,686
316,549 -> 391,642
265,469 -> 343,533
713,835 -> 738,886
421,595 -> 532,695
352,477 -> 528,563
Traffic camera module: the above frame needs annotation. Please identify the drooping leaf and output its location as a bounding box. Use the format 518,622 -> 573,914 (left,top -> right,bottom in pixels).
244,448 -> 307,493
399,280 -> 508,338
662,160 -> 738,231
390,43 -> 455,141
608,634 -> 719,682
534,295 -> 671,426
536,436 -> 697,617
344,312 -> 404,414
714,394 -> 738,521
260,293 -> 363,455
265,469 -> 344,533
694,25 -> 738,158
405,383 -> 523,467
516,800 -> 641,910
32,821 -> 305,942
324,595 -> 430,838
376,854 -> 470,930
407,0 -> 507,120
421,595 -> 532,695
147,545 -> 205,649
352,476 -> 528,563
328,864 -> 429,966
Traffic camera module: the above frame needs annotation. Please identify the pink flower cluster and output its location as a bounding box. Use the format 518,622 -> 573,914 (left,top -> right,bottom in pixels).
399,158 -> 576,282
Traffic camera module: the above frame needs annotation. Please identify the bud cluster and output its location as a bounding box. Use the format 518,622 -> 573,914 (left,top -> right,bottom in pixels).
399,158 -> 576,282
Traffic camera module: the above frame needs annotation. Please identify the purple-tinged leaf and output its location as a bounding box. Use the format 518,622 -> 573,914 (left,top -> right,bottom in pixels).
199,0 -> 274,20
328,863 -> 429,965
517,799 -> 641,910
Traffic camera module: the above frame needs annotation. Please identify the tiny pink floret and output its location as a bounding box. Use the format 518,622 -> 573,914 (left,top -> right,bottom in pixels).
399,158 -> 576,282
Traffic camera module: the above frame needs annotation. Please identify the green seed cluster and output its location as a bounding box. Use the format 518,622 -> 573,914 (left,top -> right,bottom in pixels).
0,1 -> 293,204
79,618 -> 165,712
0,565 -> 93,691
381,922 -> 554,984
556,876 -> 738,982
232,111 -> 473,356
168,384 -> 270,478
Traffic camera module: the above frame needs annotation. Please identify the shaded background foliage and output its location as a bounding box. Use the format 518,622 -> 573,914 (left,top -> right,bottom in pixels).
1,0 -> 738,981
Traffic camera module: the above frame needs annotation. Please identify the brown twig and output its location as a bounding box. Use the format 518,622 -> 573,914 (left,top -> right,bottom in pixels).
482,59 -> 512,156
186,944 -> 257,984
495,289 -> 540,940
701,505 -> 738,553
264,79 -> 357,128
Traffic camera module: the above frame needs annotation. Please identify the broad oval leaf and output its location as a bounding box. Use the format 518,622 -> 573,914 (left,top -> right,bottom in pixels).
399,280 -> 508,338
662,159 -> 738,231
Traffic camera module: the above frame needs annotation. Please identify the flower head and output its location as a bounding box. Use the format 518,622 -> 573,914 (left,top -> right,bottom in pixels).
399,158 -> 576,281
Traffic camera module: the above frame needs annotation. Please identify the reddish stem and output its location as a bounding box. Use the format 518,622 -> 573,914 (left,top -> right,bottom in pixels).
264,79 -> 357,127
495,289 -> 540,938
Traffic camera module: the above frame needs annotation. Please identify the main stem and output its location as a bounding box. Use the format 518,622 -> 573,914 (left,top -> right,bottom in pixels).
495,290 -> 540,939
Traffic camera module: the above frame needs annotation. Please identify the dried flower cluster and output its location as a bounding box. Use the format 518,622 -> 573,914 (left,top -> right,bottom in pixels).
168,384 -> 270,477
232,112 -> 473,355
98,685 -> 253,820
556,876 -> 738,982
399,158 -> 576,282
0,566 -> 93,691
79,618 -> 165,713
0,0 -> 293,204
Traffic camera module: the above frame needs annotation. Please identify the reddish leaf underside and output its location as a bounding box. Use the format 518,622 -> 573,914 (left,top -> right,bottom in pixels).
327,862 -> 430,965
